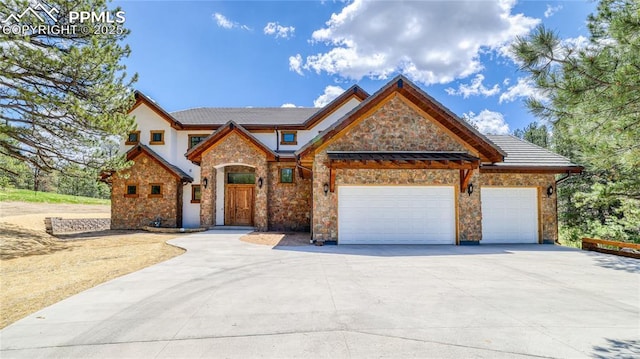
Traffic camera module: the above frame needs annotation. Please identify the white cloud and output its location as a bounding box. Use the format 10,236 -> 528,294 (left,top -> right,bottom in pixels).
562,35 -> 590,51
212,12 -> 250,31
544,4 -> 563,18
281,103 -> 297,108
499,77 -> 549,104
445,74 -> 500,98
462,110 -> 510,135
288,54 -> 304,75
313,85 -> 346,107
264,22 -> 295,39
290,0 -> 539,84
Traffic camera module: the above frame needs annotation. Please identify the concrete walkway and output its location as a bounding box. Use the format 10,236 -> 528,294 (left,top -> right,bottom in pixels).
1,230 -> 639,358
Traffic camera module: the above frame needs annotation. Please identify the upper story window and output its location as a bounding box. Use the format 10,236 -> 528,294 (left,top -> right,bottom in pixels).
125,131 -> 140,145
280,168 -> 294,183
280,131 -> 297,145
188,135 -> 207,149
150,130 -> 165,145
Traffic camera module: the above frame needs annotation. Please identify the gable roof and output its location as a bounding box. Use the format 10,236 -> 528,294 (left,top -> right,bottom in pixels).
132,86 -> 369,131
130,91 -> 183,130
299,85 -> 369,128
126,144 -> 193,182
481,135 -> 583,173
185,121 -> 277,164
296,75 -> 505,163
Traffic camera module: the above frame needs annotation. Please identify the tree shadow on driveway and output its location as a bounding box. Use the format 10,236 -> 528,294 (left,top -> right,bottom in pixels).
585,252 -> 640,274
273,243 -> 581,257
592,338 -> 640,358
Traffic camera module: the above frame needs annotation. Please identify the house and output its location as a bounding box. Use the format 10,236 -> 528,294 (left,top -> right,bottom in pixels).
108,76 -> 582,244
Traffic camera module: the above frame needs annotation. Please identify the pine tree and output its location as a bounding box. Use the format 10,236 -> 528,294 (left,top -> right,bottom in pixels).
512,0 -> 639,242
0,0 -> 137,173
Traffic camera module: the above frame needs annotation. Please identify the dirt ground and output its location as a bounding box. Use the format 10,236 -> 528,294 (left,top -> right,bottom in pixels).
0,201 -> 112,217
0,202 -> 184,329
240,232 -> 311,246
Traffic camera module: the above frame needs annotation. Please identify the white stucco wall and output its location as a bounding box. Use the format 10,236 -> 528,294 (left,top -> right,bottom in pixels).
122,96 -> 362,228
124,105 -> 175,160
278,98 -> 361,152
175,131 -> 211,228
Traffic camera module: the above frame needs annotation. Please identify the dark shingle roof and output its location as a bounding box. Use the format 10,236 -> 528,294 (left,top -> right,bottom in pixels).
485,135 -> 580,168
171,107 -> 320,126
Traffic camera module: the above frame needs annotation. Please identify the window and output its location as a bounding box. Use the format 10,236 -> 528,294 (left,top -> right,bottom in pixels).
125,131 -> 140,145
125,184 -> 138,198
280,131 -> 297,145
227,173 -> 255,184
191,185 -> 201,203
188,134 -> 207,149
280,168 -> 294,183
150,130 -> 165,145
149,183 -> 163,198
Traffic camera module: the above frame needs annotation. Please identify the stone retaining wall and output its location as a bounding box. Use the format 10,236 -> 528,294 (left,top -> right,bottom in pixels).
45,217 -> 111,235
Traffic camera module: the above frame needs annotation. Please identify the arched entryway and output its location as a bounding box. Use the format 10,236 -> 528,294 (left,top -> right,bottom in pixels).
214,163 -> 256,226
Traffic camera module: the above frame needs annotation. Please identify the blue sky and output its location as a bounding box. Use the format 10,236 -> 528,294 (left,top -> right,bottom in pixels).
115,0 -> 597,134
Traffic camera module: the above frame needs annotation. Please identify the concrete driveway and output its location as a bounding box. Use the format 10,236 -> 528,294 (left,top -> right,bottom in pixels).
1,230 -> 639,358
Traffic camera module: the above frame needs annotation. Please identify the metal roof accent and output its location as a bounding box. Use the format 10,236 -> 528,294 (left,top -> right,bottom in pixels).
326,151 -> 479,162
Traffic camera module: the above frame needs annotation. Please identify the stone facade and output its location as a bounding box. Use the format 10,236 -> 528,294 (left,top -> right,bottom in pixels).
327,95 -> 468,152
481,173 -> 558,243
117,92 -> 559,241
312,94 -> 481,241
199,132 -> 269,230
111,152 -> 183,229
267,162 -> 312,231
45,217 -> 111,235
309,94 -> 559,243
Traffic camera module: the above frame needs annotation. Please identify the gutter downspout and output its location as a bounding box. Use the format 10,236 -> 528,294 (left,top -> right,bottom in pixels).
555,172 -> 573,185
275,127 -> 280,152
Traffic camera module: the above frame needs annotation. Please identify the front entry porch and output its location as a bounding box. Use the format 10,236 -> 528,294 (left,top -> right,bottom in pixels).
215,165 -> 257,227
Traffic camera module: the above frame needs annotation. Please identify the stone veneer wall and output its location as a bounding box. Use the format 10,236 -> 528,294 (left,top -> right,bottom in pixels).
267,162 -> 312,231
312,94 -> 481,241
111,152 -> 182,229
481,173 -> 558,243
199,132 -> 268,230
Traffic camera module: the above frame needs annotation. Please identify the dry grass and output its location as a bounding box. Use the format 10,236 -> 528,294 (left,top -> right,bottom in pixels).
0,202 -> 184,329
240,232 -> 311,247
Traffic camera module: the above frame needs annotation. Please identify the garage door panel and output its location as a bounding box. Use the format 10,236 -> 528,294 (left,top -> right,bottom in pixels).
481,188 -> 538,244
338,186 -> 455,244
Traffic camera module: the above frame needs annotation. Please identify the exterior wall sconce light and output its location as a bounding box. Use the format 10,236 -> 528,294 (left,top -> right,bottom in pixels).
547,185 -> 554,197
203,177 -> 208,189
467,183 -> 474,196
323,183 -> 329,195
258,177 -> 263,188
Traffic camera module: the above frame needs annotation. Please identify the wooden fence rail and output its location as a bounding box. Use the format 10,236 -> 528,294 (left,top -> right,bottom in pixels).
582,237 -> 640,259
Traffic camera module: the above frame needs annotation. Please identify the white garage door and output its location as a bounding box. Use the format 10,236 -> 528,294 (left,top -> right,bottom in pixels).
338,186 -> 455,244
481,187 -> 539,244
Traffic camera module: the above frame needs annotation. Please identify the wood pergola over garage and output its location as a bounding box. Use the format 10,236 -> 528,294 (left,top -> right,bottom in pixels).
326,151 -> 480,193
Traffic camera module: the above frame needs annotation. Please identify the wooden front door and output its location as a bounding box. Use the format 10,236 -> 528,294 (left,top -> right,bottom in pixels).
225,185 -> 254,226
